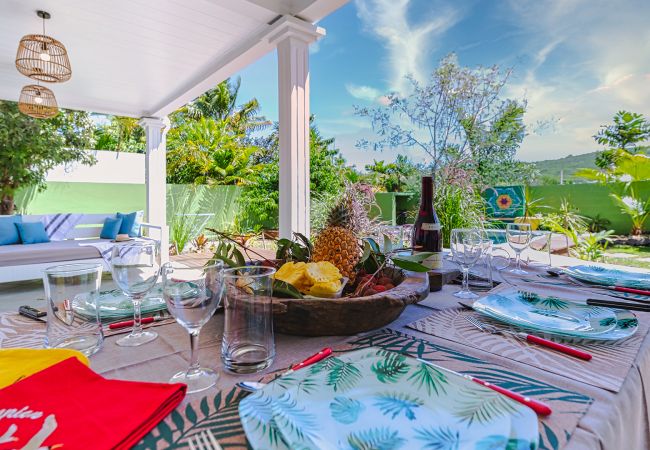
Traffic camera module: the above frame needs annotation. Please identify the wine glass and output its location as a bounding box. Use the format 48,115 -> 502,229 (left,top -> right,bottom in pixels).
162,262 -> 224,393
111,241 -> 161,347
450,229 -> 483,299
506,223 -> 532,275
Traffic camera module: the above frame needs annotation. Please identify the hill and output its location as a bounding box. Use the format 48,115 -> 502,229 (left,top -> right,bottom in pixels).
532,152 -> 598,184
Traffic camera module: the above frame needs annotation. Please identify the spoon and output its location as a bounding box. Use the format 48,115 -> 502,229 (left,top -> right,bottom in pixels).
236,347 -> 332,392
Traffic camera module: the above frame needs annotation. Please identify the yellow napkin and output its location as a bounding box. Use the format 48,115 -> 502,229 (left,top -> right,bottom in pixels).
0,348 -> 89,389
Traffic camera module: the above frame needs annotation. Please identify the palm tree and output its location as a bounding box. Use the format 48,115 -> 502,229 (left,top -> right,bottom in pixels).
173,78 -> 270,134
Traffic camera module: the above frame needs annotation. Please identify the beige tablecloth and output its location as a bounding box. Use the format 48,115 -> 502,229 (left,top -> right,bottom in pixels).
2,262 -> 649,449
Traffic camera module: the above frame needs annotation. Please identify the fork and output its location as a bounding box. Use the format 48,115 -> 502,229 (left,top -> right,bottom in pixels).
188,430 -> 223,450
464,315 -> 592,360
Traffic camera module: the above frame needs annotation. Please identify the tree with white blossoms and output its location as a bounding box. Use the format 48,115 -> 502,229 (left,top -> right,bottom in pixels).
354,53 -> 535,188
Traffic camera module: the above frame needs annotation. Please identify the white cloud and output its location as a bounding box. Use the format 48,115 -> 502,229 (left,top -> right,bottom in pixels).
354,0 -> 461,93
500,0 -> 650,161
345,84 -> 382,102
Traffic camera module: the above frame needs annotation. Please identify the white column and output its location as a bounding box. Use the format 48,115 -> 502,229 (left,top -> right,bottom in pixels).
139,116 -> 170,263
270,18 -> 325,239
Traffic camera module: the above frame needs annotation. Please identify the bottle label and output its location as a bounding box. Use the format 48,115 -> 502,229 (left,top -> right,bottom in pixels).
421,252 -> 442,269
421,223 -> 441,231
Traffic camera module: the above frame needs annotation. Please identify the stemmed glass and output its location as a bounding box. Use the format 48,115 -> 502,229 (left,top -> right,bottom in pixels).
162,262 -> 224,393
450,229 -> 483,299
506,223 -> 532,275
111,241 -> 160,347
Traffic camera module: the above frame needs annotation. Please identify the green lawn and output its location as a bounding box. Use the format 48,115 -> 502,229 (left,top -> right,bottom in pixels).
604,245 -> 650,270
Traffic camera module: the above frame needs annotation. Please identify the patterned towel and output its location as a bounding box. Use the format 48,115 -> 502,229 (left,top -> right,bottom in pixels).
39,213 -> 84,241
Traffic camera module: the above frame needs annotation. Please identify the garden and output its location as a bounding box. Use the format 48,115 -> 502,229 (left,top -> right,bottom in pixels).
1,56 -> 648,267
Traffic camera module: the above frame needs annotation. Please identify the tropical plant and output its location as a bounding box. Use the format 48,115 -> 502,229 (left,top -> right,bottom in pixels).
0,101 -> 96,214
355,53 -> 531,187
166,117 -> 260,185
236,119 -> 350,230
94,116 -> 145,153
365,155 -> 418,192
172,77 -> 270,134
167,188 -> 212,254
610,190 -> 650,236
594,111 -> 649,162
586,214 -> 612,232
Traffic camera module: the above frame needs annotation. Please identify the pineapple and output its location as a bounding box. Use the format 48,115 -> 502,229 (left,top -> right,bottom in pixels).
312,186 -> 368,281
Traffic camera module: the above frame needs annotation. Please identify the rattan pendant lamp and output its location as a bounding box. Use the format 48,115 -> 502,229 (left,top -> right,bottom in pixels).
15,11 -> 72,83
17,84 -> 58,119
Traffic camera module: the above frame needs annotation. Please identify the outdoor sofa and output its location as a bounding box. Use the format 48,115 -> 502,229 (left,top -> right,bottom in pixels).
0,213 -> 161,283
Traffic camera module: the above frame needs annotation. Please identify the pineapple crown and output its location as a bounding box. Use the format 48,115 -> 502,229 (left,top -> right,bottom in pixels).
326,183 -> 374,234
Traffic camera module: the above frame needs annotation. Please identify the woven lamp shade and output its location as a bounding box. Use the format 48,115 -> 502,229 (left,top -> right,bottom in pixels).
18,84 -> 59,118
15,34 -> 72,83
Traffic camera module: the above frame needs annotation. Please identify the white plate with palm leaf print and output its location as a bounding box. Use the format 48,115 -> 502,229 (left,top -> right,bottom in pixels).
73,285 -> 167,321
239,348 -> 538,450
563,265 -> 650,291
536,309 -> 639,343
472,289 -> 618,337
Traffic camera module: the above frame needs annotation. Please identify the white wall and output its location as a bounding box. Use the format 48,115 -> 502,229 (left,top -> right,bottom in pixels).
47,150 -> 145,184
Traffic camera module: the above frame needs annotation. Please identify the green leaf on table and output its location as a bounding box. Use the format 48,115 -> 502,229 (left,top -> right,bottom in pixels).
371,353 -> 410,383
374,392 -> 423,420
347,427 -> 406,450
185,403 -> 198,424
414,426 -> 460,450
170,409 -> 185,433
392,258 -> 430,272
359,240 -> 372,265
453,384 -> 518,426
330,396 -> 365,425
408,362 -> 448,396
199,397 -> 210,417
327,359 -> 362,392
383,234 -> 393,254
271,392 -> 318,442
365,237 -> 381,253
273,280 -> 304,299
393,252 -> 434,263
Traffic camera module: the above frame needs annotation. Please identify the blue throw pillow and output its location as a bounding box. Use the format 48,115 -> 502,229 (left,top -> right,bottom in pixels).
0,215 -> 22,245
116,211 -> 143,237
100,217 -> 123,240
16,222 -> 50,245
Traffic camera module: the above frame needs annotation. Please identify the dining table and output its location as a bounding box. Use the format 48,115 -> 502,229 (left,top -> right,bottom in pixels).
2,257 -> 649,450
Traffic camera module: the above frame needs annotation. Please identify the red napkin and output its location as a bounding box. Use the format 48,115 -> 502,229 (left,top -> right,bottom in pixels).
0,357 -> 186,450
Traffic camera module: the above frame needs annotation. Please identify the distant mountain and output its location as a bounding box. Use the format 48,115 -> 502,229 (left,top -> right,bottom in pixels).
531,152 -> 598,184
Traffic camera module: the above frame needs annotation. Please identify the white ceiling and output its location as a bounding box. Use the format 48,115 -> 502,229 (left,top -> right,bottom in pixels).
0,0 -> 347,117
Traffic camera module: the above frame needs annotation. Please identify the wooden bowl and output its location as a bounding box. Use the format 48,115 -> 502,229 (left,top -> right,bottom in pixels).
272,270 -> 430,336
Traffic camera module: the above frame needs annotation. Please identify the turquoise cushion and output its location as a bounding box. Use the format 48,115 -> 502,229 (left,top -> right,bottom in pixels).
16,222 -> 50,245
0,215 -> 22,245
116,211 -> 143,237
100,217 -> 123,240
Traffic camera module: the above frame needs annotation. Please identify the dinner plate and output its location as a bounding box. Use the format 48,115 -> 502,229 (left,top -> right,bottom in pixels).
239,348 -> 539,450
563,265 -> 650,291
472,288 -> 618,337
538,309 -> 639,342
73,285 -> 167,321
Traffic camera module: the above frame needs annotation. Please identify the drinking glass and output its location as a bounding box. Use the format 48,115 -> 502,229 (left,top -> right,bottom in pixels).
222,266 -> 276,374
162,262 -> 224,393
111,241 -> 160,347
468,239 -> 494,291
529,230 -> 553,268
506,223 -> 532,275
44,263 -> 104,356
450,229 -> 483,299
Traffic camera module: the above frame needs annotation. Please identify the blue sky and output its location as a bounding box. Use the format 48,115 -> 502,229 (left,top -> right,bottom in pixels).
236,0 -> 650,169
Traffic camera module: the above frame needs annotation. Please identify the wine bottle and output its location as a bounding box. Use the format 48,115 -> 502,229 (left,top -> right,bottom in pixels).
412,175 -> 442,269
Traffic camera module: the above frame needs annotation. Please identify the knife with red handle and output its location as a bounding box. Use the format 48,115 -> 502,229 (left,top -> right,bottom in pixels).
524,333 -> 592,360
285,348 -> 333,373
613,286 -> 650,296
418,358 -> 552,416
469,375 -> 553,416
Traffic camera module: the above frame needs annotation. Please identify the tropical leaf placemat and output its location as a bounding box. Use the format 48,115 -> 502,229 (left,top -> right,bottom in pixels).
135,329 -> 592,450
407,306 -> 648,393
